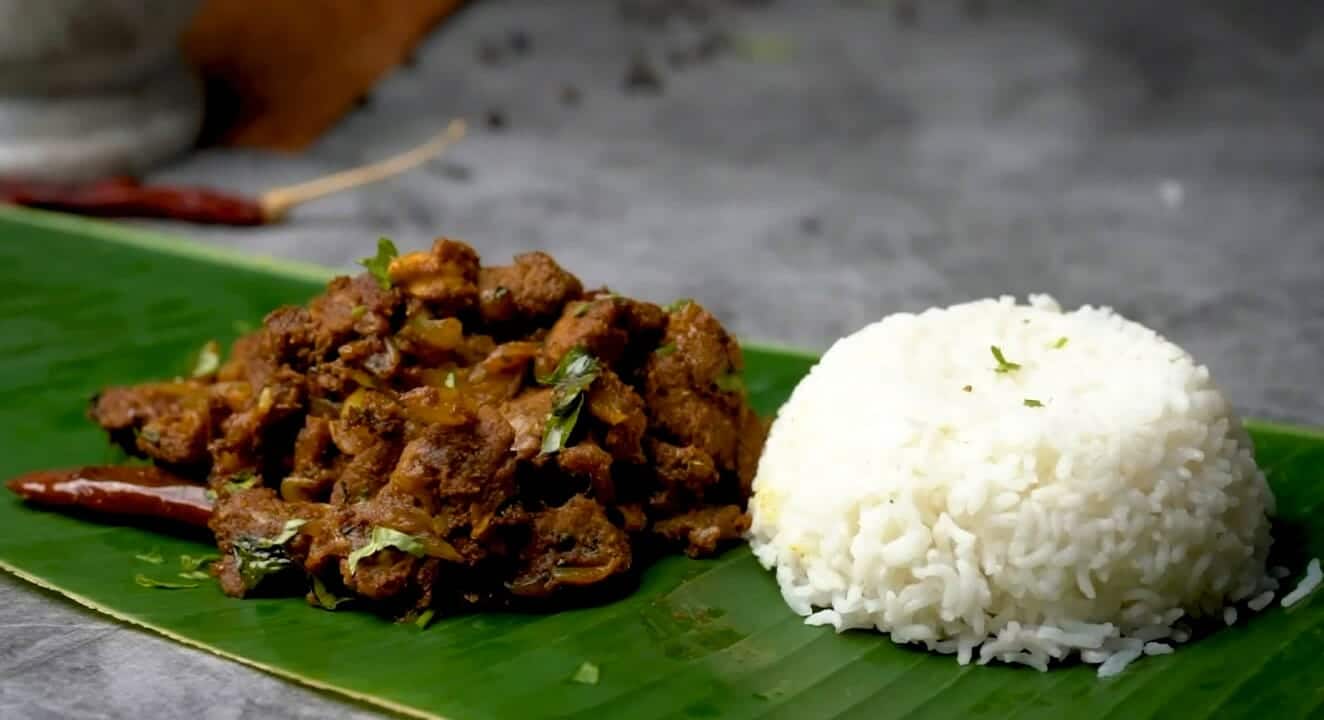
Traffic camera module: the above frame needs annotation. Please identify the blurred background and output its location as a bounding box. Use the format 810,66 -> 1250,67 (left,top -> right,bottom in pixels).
1,0 -> 1322,425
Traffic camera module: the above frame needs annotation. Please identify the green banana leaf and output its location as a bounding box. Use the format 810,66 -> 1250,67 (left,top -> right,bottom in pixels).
1,207 -> 1321,720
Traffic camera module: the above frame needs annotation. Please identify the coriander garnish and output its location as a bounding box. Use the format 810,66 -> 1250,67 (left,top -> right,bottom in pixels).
350,304 -> 367,320
359,237 -> 398,289
232,518 -> 307,591
415,609 -> 436,630
180,554 -> 220,573
663,298 -> 693,313
1052,337 -> 1068,349
654,342 -> 677,358
444,370 -> 457,389
990,346 -> 1021,373
1023,398 -> 1044,407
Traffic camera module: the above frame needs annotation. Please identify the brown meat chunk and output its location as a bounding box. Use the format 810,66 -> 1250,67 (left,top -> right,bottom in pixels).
646,389 -> 741,472
509,495 -> 631,598
647,301 -> 743,391
260,306 -> 320,368
329,439 -> 401,504
537,294 -> 666,377
652,505 -> 749,558
478,252 -> 583,327
558,442 -> 614,504
209,367 -> 307,477
585,368 -> 646,463
498,388 -> 553,461
649,440 -> 719,512
337,337 -> 403,382
389,407 -> 516,533
308,273 -> 401,347
388,237 -> 480,314
210,487 -> 324,597
282,416 -> 338,502
90,382 -> 215,468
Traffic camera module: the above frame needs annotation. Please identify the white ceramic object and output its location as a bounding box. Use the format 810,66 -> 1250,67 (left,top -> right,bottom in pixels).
0,0 -> 205,181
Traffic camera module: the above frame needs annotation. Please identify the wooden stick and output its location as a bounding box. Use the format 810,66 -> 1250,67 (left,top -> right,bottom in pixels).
257,118 -> 467,222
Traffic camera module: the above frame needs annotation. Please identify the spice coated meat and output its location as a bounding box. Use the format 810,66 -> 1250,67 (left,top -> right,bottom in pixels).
81,238 -> 765,617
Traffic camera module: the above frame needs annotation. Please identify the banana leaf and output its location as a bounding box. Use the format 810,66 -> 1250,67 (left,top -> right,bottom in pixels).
0,207 -> 1321,720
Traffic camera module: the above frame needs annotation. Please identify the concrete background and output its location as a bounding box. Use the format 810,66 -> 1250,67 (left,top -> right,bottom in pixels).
3,0 -> 1323,717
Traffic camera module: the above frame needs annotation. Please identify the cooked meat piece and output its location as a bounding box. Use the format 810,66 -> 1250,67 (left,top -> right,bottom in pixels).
308,274 -> 401,348
329,439 -> 401,504
389,407 -> 516,533
68,235 -> 766,618
283,416 -> 339,502
648,440 -> 720,512
646,388 -> 741,472
537,294 -> 666,377
652,505 -> 749,558
478,251 -> 584,328
89,382 -> 216,468
499,388 -> 553,461
210,487 -> 325,597
509,495 -> 631,598
585,368 -> 647,463
647,300 -> 743,391
388,237 -> 480,314
558,442 -> 614,504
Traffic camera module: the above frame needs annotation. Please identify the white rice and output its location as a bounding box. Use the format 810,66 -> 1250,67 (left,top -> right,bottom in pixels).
1247,590 -> 1275,612
749,295 -> 1276,678
1281,558 -> 1322,607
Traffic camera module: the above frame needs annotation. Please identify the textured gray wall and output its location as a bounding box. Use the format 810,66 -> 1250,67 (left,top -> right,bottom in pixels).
3,0 -> 1323,717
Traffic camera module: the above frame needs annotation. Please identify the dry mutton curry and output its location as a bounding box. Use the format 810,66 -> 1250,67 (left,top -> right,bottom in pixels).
8,238 -> 765,619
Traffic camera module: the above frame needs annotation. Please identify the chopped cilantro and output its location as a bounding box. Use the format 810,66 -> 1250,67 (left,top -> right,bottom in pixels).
350,304 -> 367,320
1024,398 -> 1044,408
135,548 -> 164,565
134,574 -> 197,590
572,301 -> 591,318
359,237 -> 399,289
444,371 -> 457,389
537,347 -> 602,455
571,661 -> 600,685
663,298 -> 693,313
190,340 -> 222,378
492,285 -> 510,299
654,342 -> 677,358
1052,337 -> 1068,349
347,526 -> 428,575
178,571 -> 211,581
990,346 -> 1021,373
415,609 -> 436,629
311,576 -> 351,610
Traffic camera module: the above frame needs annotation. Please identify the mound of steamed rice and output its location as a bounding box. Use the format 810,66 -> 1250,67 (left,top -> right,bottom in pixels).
749,295 -> 1278,676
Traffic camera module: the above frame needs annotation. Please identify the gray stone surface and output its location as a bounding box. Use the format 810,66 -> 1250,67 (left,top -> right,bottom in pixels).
3,0 -> 1323,717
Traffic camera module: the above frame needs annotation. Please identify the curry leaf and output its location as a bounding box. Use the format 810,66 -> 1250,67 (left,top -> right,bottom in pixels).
715,371 -> 745,393
347,527 -> 428,575
359,237 -> 398,290
537,347 -> 601,454
180,554 -> 221,573
311,576 -> 351,611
